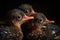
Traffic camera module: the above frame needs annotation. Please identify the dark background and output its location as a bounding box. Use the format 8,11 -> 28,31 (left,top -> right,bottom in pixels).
0,0 -> 59,25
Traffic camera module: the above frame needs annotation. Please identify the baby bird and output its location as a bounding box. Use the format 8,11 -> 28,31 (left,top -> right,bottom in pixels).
0,9 -> 34,40
21,12 -> 54,40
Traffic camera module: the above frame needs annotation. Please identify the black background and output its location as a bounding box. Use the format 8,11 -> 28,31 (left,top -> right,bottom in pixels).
0,0 -> 59,25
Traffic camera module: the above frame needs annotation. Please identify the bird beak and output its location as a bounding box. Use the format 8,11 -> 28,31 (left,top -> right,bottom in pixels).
31,10 -> 36,14
22,14 -> 34,21
43,19 -> 55,25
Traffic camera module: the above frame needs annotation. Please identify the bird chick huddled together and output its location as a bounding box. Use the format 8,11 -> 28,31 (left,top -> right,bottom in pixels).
0,4 -> 60,40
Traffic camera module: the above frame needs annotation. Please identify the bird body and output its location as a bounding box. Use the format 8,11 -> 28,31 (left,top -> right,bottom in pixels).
0,24 -> 23,40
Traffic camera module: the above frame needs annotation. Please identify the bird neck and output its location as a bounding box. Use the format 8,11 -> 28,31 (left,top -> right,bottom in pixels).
10,21 -> 22,34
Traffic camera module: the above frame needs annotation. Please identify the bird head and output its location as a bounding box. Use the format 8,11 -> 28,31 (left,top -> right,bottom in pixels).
6,9 -> 34,26
33,13 -> 55,25
18,4 -> 36,16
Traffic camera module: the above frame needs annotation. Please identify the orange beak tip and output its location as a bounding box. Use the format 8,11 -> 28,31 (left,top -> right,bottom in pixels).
43,20 -> 55,25
26,16 -> 34,20
30,17 -> 34,19
23,16 -> 34,21
51,21 -> 55,23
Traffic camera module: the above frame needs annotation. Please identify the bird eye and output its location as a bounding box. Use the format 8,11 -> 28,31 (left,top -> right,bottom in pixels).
17,15 -> 23,21
39,18 -> 42,21
24,10 -> 27,13
17,16 -> 20,18
34,18 -> 43,24
38,18 -> 43,23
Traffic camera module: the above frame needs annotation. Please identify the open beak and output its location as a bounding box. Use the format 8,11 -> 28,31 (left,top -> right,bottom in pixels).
43,19 -> 55,25
22,14 -> 34,21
